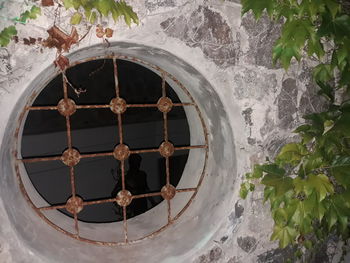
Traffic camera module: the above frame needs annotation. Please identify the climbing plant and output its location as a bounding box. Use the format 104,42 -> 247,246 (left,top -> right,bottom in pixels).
240,0 -> 350,261
0,5 -> 41,47
0,0 -> 138,70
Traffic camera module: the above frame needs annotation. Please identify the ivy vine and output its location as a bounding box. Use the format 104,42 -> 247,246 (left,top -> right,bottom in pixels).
0,5 -> 41,47
240,0 -> 350,261
0,0 -> 138,50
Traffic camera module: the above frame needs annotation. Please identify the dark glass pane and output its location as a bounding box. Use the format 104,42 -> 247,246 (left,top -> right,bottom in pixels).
66,59 -> 116,105
118,59 -> 162,104
22,110 -> 67,157
167,106 -> 190,146
21,59 -> 190,223
123,107 -> 163,149
32,74 -> 63,106
25,161 -> 70,204
70,109 -> 118,153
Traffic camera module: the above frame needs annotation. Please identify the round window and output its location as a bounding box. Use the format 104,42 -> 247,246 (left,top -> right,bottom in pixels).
15,55 -> 208,245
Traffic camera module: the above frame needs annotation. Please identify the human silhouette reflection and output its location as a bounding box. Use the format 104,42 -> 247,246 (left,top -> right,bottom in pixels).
111,154 -> 156,218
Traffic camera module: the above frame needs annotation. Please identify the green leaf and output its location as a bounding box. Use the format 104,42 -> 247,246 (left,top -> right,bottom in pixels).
96,0 -> 113,16
318,13 -> 350,41
325,195 -> 350,232
340,63 -> 350,87
70,12 -> 83,24
317,81 -> 334,102
331,156 -> 350,188
304,240 -> 313,249
16,5 -> 41,23
293,177 -> 305,195
261,165 -> 293,196
89,11 -> 97,24
313,64 -> 333,84
240,182 -> 254,199
0,26 -> 17,47
304,191 -> 326,221
115,1 -> 139,26
72,0 -> 83,10
304,174 -> 334,201
294,124 -> 311,133
29,6 -> 41,18
276,143 -> 308,165
260,164 -> 285,176
273,207 -> 289,226
271,225 -> 298,248
95,0 -> 138,26
325,0 -> 340,19
241,0 -> 275,19
273,41 -> 301,70
63,0 -> 74,9
299,0 -> 325,20
247,164 -> 264,179
301,152 -> 324,175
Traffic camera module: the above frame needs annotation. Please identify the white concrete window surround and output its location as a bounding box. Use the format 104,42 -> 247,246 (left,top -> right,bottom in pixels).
0,43 -> 237,262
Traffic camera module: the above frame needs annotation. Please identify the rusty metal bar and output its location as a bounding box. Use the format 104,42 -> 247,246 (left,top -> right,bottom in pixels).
123,206 -> 128,243
167,200 -> 171,222
176,188 -> 197,193
126,104 -> 157,108
62,73 -> 80,236
174,145 -> 207,151
117,114 -> 123,144
69,167 -> 76,196
173,102 -> 195,107
39,204 -> 67,211
27,102 -> 194,112
113,58 -> 120,97
27,106 -> 58,110
83,198 -> 117,206
63,73 -> 68,99
74,213 -> 79,235
129,148 -> 159,154
20,156 -> 62,163
18,145 -> 206,164
165,157 -> 170,186
65,116 -> 72,149
161,73 -> 166,97
132,192 -> 161,199
81,152 -> 114,159
121,160 -> 125,190
76,104 -> 110,109
163,113 -> 168,142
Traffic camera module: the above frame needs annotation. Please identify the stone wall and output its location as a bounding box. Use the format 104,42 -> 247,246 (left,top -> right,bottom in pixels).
0,0 -> 341,262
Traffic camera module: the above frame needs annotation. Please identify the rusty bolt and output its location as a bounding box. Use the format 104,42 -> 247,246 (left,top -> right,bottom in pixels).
113,144 -> 130,161
161,184 -> 176,200
157,97 -> 173,113
61,148 -> 81,167
57,98 -> 76,116
110,97 -> 127,114
116,190 -> 132,207
66,196 -> 84,214
159,141 -> 174,157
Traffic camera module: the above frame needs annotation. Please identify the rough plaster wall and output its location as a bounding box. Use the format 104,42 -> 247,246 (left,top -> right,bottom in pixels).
0,0 -> 343,262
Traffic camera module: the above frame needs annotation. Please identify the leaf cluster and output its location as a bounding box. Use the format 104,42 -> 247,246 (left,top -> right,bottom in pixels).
242,103 -> 350,249
241,0 -> 350,259
242,0 -> 350,97
0,6 -> 41,47
0,26 -> 17,47
61,0 -> 139,26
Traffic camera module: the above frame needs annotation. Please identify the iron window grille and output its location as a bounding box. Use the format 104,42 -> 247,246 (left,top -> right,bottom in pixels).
14,55 -> 209,246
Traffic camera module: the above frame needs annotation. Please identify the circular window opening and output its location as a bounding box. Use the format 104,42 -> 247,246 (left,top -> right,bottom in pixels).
21,59 -> 190,223
15,56 -> 208,245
